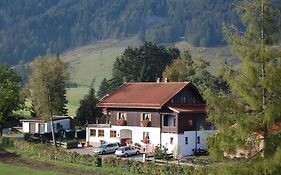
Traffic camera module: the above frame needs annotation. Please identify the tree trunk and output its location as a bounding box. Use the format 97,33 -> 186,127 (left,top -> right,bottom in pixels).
0,127 -> 2,137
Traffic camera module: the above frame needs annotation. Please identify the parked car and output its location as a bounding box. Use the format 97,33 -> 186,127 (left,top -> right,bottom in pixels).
115,146 -> 140,157
93,143 -> 119,155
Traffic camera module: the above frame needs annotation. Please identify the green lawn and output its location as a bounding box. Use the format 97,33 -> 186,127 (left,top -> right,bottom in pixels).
66,87 -> 89,116
62,36 -> 142,89
0,163 -> 66,175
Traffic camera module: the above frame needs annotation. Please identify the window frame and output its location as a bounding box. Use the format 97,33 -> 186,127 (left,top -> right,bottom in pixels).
170,137 -> 174,144
98,129 -> 104,137
90,129 -> 96,137
110,130 -> 117,138
187,119 -> 193,127
185,137 -> 188,144
117,112 -> 127,120
141,113 -> 151,121
143,132 -> 150,140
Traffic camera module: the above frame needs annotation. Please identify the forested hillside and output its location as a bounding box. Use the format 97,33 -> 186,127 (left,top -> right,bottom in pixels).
0,0 -> 243,65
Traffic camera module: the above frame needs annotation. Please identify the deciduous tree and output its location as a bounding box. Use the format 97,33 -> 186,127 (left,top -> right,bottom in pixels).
28,56 -> 69,120
0,64 -> 21,136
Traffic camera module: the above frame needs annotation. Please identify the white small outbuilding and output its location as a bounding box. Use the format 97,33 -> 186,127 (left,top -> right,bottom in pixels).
20,116 -> 72,133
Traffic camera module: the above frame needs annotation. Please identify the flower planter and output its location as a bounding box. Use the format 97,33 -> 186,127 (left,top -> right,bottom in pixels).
141,120 -> 151,127
116,119 -> 127,126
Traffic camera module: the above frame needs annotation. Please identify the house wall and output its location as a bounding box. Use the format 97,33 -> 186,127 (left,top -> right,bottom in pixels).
86,125 -> 161,148
177,113 -> 211,134
22,122 -> 30,133
46,118 -> 71,132
110,109 -> 161,127
161,132 -> 179,154
161,130 -> 214,156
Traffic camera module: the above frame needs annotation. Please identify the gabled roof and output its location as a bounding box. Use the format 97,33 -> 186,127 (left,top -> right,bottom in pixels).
97,82 -> 190,109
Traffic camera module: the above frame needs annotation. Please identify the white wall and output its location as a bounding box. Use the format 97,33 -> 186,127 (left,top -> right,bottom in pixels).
86,125 -> 161,147
177,130 -> 214,156
161,133 -> 178,154
22,122 -> 30,133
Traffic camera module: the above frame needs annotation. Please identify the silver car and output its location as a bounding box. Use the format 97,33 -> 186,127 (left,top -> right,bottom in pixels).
93,143 -> 119,155
115,146 -> 140,157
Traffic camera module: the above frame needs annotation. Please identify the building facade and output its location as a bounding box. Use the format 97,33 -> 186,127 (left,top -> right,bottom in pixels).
21,116 -> 72,134
86,82 -> 213,156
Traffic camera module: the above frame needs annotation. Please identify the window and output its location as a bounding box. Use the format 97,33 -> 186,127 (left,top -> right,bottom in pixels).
90,129 -> 96,136
117,112 -> 126,120
185,137 -> 188,144
171,98 -> 174,103
188,120 -> 193,126
170,137 -> 174,144
142,113 -> 151,121
163,115 -> 176,127
110,130 -> 116,138
143,132 -> 150,140
98,129 -> 104,137
197,136 -> 200,144
181,96 -> 187,103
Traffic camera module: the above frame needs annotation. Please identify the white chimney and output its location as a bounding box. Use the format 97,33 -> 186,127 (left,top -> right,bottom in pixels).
156,78 -> 160,83
164,78 -> 168,83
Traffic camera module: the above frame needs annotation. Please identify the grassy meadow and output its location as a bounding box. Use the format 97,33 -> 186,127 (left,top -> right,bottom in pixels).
0,163 -> 66,175
66,87 -> 89,116
18,37 -> 235,118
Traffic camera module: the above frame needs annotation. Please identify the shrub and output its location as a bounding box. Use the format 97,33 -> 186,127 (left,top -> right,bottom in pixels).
93,154 -> 102,167
23,133 -> 32,141
154,146 -> 171,160
0,137 -> 14,146
103,156 -> 117,167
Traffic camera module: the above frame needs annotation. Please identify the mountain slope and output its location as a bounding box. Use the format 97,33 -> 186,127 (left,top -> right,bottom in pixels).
0,0 -> 242,65
61,36 -> 236,88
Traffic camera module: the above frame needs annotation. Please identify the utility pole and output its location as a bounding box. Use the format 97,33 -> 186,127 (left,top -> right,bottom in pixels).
48,92 -> 57,147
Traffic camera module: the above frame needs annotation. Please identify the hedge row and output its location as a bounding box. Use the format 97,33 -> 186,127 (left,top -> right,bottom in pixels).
0,138 -> 194,175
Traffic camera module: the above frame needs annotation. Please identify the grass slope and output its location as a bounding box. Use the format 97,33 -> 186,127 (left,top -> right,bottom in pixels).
61,36 -> 142,88
0,163 -> 66,175
61,37 -> 236,116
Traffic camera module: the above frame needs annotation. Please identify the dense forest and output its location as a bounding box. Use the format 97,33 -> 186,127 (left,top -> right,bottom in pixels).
0,0 -> 244,65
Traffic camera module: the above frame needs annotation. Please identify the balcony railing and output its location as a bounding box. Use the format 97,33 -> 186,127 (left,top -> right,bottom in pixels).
87,124 -> 111,128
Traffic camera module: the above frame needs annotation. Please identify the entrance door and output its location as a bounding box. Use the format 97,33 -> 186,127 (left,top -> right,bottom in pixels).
29,123 -> 36,133
120,129 -> 132,146
38,123 -> 45,133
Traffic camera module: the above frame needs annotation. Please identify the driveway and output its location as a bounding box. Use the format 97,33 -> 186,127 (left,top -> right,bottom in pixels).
66,147 -> 145,162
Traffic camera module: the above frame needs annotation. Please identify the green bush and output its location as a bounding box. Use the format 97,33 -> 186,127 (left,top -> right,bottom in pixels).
103,156 -> 117,167
0,137 -> 14,146
93,154 -> 102,167
154,146 -> 171,160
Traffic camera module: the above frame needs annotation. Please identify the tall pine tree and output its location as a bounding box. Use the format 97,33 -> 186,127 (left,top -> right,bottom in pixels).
205,0 -> 281,160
